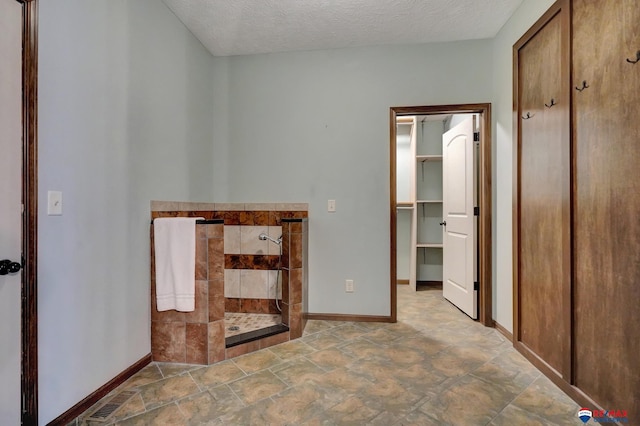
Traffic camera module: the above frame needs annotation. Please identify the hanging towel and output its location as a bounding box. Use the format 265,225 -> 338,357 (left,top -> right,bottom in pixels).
154,217 -> 202,312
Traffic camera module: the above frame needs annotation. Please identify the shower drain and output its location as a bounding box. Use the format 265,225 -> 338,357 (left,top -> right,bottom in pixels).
227,326 -> 240,331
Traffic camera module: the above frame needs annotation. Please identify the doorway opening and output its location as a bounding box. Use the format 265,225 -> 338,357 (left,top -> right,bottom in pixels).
390,104 -> 492,326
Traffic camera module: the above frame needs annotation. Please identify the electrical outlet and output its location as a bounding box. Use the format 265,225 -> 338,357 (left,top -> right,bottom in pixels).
345,279 -> 354,293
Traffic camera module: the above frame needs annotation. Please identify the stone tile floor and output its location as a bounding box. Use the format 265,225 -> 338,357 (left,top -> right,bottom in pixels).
71,285 -> 581,425
224,313 -> 282,337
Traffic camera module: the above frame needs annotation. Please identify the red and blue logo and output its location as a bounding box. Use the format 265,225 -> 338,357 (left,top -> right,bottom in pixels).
577,408 -> 629,423
578,408 -> 593,423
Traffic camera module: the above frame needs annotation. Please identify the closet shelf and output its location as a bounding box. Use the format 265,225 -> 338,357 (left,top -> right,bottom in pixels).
416,155 -> 443,162
416,200 -> 443,204
416,243 -> 443,248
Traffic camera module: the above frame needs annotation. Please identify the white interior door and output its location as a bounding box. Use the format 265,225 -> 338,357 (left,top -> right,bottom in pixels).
0,0 -> 24,423
442,117 -> 477,318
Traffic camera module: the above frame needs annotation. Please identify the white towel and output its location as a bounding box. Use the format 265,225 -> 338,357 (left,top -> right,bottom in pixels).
154,217 -> 202,312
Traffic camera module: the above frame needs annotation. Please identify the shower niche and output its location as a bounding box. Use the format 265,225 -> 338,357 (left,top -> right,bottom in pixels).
150,201 -> 308,364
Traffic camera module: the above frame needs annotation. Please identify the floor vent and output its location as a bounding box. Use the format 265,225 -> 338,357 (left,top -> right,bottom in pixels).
86,390 -> 138,422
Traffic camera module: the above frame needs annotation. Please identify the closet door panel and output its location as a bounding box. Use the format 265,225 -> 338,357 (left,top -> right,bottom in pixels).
517,11 -> 568,374
573,0 -> 640,416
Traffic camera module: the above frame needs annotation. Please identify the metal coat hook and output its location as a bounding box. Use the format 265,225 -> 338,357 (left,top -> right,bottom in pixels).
522,112 -> 533,120
626,50 -> 640,64
575,80 -> 589,92
545,98 -> 556,108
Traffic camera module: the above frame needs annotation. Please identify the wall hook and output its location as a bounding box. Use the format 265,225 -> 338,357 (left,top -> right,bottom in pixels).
575,80 -> 589,92
626,50 -> 640,64
545,98 -> 556,108
522,112 -> 533,120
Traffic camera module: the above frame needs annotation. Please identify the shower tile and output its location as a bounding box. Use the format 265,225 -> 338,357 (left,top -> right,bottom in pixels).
241,226 -> 270,255
207,223 -> 224,239
241,298 -> 263,313
289,269 -> 303,304
225,298 -> 241,313
290,234 -> 303,269
240,270 -> 269,299
225,254 -> 243,269
281,269 -> 289,303
268,270 -> 281,300
210,294 -> 225,322
281,236 -> 290,269
224,270 -> 240,298
239,211 -> 254,226
195,237 -> 208,280
290,221 -> 302,233
208,320 -> 226,364
223,226 -> 241,254
268,299 -> 280,314
226,340 -> 261,359
196,224 -> 207,240
289,303 -> 303,339
253,210 -> 270,226
208,238 -> 224,277
215,203 -> 245,211
276,203 -> 309,211
224,211 -> 241,225
281,303 -> 290,326
186,323 -> 208,365
245,203 -> 276,211
268,211 -> 281,226
184,280 -> 208,324
267,226 -> 283,255
260,331 -> 290,349
151,321 -> 185,363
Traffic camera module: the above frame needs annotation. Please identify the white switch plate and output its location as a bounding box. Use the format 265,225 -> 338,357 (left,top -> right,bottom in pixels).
328,199 -> 336,212
345,279 -> 354,293
48,191 -> 63,216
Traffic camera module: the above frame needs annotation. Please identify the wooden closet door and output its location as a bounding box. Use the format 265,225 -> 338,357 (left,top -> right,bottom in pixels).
573,0 -> 640,416
514,2 -> 571,378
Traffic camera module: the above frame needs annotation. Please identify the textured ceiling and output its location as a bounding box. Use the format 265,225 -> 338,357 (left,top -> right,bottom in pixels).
161,0 -> 524,57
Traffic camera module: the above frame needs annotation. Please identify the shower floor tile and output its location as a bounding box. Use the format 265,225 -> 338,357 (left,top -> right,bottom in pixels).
225,313 -> 282,337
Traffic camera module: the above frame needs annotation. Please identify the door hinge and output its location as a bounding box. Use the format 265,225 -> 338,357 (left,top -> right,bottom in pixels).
474,206 -> 479,216
474,281 -> 479,291
473,131 -> 480,142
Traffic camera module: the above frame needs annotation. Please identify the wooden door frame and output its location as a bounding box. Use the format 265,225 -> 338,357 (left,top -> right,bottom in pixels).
17,0 -> 39,423
390,104 -> 492,326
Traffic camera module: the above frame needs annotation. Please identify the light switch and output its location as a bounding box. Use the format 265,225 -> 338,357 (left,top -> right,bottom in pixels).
328,199 -> 336,212
48,191 -> 62,216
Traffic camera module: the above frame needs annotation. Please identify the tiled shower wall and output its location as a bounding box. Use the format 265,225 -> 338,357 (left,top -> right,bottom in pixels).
150,202 -> 308,362
150,220 -> 226,364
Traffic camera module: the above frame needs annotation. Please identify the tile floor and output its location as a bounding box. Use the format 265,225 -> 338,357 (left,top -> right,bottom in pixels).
71,285 -> 581,425
224,313 -> 282,337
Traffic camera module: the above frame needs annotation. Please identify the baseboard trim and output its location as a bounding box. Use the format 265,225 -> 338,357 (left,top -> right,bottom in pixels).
417,280 -> 443,287
493,320 -> 513,342
305,313 -> 394,323
514,342 -> 602,413
48,353 -> 152,426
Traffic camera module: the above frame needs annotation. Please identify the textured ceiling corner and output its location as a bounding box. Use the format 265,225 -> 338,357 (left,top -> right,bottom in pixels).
162,0 -> 525,57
